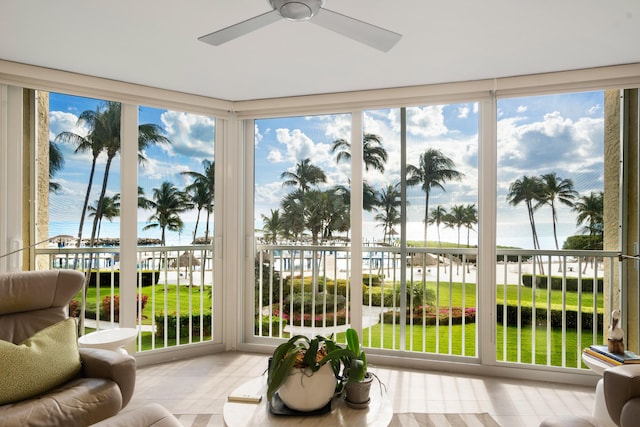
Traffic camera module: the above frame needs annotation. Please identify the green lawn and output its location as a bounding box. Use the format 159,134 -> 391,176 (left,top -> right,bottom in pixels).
335,322 -> 599,369
77,280 -> 602,361
406,280 -> 601,314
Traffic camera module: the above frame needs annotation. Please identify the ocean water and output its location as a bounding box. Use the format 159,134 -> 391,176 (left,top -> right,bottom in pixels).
48,221 -> 206,247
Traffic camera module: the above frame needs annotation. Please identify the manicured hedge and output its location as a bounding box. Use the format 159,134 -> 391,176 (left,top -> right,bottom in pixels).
495,304 -> 603,330
154,313 -> 212,339
522,273 -> 603,292
87,270 -> 160,288
362,274 -> 384,286
255,315 -> 287,336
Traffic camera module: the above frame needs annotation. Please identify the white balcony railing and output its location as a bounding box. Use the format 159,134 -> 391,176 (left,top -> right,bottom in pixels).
36,244 -> 617,371
255,245 -> 617,370
35,245 -> 215,353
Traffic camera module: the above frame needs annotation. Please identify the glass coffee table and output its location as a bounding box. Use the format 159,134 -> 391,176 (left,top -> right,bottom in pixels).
223,374 -> 393,427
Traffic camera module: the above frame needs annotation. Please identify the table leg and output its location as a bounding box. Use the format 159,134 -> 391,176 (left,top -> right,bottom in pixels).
593,378 -> 617,427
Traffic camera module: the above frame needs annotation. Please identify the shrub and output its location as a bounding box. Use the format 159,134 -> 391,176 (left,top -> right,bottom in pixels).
100,294 -> 149,322
68,299 -> 80,318
381,305 -> 476,325
255,259 -> 282,308
362,273 -> 384,286
496,304 -> 603,330
154,313 -> 212,339
283,292 -> 346,315
87,270 -> 160,288
522,274 -> 603,292
255,315 -> 287,336
272,303 -> 349,327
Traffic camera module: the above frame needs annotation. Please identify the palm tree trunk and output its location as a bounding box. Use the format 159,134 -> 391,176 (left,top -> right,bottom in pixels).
192,209 -> 202,243
526,202 -> 544,275
74,158 -> 98,267
204,209 -> 212,242
551,206 -> 563,272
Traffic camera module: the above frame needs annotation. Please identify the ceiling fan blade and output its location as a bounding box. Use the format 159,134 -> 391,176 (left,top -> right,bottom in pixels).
311,8 -> 402,52
199,10 -> 281,46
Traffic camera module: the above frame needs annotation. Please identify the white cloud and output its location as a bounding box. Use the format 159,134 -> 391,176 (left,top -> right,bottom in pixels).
458,105 -> 470,118
49,111 -> 85,141
255,181 -> 287,207
323,114 -> 351,141
160,111 -> 215,158
275,128 -> 332,166
255,123 -> 263,145
496,110 -> 604,202
406,106 -> 448,137
517,105 -> 528,113
586,104 -> 601,115
267,149 -> 283,163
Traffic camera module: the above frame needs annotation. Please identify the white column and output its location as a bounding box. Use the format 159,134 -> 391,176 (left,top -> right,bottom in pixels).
119,103 -> 138,332
0,86 -> 23,272
478,93 -> 498,364
350,111 -> 363,333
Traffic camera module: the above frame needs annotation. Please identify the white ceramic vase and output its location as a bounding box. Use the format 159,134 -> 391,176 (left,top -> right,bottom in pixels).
277,363 -> 336,411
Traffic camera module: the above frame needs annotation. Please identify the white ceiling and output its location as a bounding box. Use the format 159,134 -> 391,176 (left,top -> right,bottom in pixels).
1,0 -> 639,101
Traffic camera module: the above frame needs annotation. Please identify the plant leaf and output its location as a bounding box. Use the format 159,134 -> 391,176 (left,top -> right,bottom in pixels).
267,350 -> 298,401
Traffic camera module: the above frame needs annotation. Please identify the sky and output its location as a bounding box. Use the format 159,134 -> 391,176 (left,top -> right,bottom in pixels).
47,90 -> 605,249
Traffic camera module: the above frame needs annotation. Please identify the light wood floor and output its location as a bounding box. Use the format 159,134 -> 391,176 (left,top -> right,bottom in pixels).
127,352 -> 595,427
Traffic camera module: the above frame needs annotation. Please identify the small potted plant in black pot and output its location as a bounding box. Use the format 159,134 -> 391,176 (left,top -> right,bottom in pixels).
340,328 -> 374,409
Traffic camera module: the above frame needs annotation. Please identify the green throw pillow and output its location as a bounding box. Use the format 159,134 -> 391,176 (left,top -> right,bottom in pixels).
0,318 -> 81,405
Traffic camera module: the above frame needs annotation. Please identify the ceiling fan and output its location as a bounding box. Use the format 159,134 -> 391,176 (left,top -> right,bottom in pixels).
198,0 -> 402,52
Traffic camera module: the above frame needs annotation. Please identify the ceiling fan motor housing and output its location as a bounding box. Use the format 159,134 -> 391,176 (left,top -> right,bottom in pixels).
269,0 -> 325,21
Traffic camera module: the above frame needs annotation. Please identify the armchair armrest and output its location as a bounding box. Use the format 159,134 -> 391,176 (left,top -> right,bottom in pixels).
603,364 -> 640,426
80,348 -> 136,408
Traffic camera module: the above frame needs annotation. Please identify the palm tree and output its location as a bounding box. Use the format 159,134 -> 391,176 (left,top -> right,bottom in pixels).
49,141 -> 64,193
573,191 -> 604,241
181,160 -> 215,243
144,182 -> 191,245
55,101 -> 170,250
507,175 -> 546,274
463,204 -> 478,248
463,204 -> 478,273
375,183 -> 401,244
262,209 -> 284,244
331,133 -> 388,173
446,205 -> 467,247
114,186 -> 151,210
334,181 -> 379,213
540,173 -> 578,250
445,204 -> 468,274
280,190 -> 307,242
428,205 -> 448,247
55,109 -> 106,249
281,158 -> 326,192
506,175 -> 546,250
572,191 -> 604,273
87,195 -> 120,240
407,148 -> 463,246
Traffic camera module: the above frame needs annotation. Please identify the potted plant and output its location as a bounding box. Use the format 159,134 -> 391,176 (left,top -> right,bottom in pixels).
267,334 -> 342,412
340,328 -> 374,409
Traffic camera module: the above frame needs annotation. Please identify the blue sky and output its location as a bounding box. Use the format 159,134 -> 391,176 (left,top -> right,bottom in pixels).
47,90 -> 605,248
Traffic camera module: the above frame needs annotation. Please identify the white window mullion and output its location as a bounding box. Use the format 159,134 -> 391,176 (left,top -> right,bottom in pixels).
0,85 -> 23,272
350,111 -> 363,334
478,93 -> 498,364
118,103 -> 138,331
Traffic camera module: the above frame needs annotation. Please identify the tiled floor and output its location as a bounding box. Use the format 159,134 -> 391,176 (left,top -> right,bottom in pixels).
127,352 -> 596,427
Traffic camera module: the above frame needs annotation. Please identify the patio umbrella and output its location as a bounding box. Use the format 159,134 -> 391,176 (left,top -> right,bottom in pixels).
178,251 -> 201,277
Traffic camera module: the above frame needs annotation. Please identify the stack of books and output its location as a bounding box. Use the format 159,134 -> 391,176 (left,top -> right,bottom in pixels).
584,345 -> 640,366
